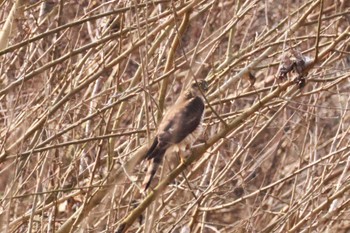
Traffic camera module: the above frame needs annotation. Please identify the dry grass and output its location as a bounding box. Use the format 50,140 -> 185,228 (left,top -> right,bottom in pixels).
0,0 -> 350,232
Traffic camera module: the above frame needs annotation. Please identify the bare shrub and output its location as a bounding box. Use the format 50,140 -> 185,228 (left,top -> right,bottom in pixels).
0,0 -> 349,232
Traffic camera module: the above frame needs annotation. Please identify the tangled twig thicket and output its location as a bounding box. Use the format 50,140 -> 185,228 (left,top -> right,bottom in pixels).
0,0 -> 350,232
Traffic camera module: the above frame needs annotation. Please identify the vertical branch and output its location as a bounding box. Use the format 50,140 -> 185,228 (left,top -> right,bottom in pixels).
157,10 -> 190,122
0,0 -> 26,50
314,0 -> 324,61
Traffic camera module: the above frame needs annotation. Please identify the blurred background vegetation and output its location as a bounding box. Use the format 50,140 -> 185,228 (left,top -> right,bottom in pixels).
0,0 -> 350,232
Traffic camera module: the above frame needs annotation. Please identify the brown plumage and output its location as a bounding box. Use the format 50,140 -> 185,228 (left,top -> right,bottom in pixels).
142,80 -> 208,191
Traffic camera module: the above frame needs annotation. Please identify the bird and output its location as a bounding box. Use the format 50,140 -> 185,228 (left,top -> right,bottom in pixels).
142,80 -> 208,191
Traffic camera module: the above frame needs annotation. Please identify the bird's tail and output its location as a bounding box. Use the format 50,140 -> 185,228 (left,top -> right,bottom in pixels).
142,155 -> 163,191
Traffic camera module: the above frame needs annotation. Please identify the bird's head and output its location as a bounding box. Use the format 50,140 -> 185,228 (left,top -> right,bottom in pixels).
190,80 -> 208,94
182,80 -> 208,100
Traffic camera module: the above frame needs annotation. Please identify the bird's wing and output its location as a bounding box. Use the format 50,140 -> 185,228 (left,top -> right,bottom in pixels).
144,96 -> 204,160
143,136 -> 168,160
161,96 -> 205,144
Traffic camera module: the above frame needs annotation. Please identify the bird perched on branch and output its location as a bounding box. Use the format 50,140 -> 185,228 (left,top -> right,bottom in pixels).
142,80 -> 208,191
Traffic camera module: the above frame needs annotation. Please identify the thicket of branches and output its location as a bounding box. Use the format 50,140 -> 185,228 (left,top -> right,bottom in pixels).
0,0 -> 349,232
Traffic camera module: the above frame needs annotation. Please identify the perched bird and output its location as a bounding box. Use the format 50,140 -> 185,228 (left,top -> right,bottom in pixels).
142,80 -> 208,191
